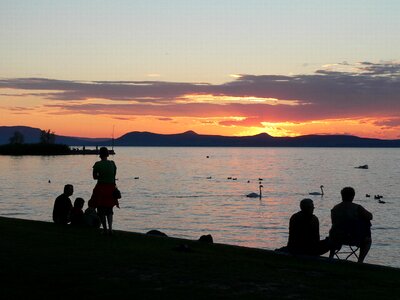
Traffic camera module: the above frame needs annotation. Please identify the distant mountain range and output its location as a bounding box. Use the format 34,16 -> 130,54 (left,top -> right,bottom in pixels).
1,126 -> 400,147
0,126 -> 110,146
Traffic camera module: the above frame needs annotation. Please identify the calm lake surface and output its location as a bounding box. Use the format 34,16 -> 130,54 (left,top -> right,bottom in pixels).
1,147 -> 399,267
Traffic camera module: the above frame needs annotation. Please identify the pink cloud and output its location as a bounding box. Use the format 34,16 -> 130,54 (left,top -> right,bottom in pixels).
219,117 -> 264,127
374,118 -> 400,128
1,61 -> 400,127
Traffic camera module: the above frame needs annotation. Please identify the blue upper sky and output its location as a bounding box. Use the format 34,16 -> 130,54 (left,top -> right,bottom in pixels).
1,0 -> 399,83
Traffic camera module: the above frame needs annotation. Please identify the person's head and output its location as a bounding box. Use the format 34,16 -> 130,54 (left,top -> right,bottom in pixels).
88,199 -> 95,208
74,197 -> 85,209
64,184 -> 74,196
300,198 -> 314,215
341,187 -> 355,202
99,147 -> 109,159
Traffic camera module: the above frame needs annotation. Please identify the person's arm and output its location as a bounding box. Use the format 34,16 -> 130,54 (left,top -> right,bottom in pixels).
358,205 -> 373,221
288,215 -> 297,247
113,161 -> 117,179
93,163 -> 99,180
314,216 -> 320,241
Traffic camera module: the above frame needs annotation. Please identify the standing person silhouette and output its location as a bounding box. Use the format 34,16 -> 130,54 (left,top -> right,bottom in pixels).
91,147 -> 119,235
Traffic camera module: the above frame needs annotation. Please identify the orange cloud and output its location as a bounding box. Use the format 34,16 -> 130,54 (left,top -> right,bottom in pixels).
1,61 -> 400,139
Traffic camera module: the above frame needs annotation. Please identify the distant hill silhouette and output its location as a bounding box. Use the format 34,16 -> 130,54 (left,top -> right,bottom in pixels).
115,131 -> 400,147
0,126 -> 111,146
1,126 -> 399,147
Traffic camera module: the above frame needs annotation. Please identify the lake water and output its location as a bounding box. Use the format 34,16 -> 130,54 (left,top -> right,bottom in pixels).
0,147 -> 399,267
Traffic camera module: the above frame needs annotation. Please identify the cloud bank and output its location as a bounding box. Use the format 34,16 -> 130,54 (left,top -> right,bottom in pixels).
1,61 -> 399,131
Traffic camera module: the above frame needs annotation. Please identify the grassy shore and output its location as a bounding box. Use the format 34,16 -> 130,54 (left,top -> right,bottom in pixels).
0,216 -> 399,299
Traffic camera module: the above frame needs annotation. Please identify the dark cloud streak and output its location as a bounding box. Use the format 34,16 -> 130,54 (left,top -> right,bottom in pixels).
1,61 -> 400,127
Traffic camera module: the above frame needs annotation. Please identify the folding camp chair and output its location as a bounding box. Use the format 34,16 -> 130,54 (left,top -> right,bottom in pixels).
332,243 -> 360,260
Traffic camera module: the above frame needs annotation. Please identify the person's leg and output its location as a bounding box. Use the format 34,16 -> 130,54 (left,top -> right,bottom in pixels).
357,221 -> 372,263
328,241 -> 341,259
106,214 -> 113,234
97,208 -> 108,234
105,207 -> 114,235
329,249 -> 335,259
317,238 -> 331,256
358,237 -> 371,263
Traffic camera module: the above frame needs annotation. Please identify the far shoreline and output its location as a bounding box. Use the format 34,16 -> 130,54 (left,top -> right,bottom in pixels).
0,143 -> 115,156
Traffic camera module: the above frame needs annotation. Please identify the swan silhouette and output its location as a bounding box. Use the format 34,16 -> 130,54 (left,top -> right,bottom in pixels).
309,185 -> 324,196
246,184 -> 263,198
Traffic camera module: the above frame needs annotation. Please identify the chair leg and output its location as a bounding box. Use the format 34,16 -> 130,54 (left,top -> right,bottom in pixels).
345,246 -> 359,260
333,245 -> 360,261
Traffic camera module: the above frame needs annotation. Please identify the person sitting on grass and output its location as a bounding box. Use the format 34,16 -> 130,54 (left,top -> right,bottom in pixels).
70,197 -> 85,226
84,199 -> 100,229
52,184 -> 73,225
286,198 -> 330,256
329,187 -> 373,263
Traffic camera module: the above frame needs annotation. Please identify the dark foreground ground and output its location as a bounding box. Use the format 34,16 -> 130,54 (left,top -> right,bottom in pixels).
0,217 -> 399,299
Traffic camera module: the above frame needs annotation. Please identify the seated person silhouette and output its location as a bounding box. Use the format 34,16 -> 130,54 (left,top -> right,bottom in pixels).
329,187 -> 373,263
287,198 -> 329,256
70,197 -> 85,226
84,199 -> 101,228
52,184 -> 73,225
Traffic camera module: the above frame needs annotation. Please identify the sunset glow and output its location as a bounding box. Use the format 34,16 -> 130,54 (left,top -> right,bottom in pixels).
1,1 -> 399,139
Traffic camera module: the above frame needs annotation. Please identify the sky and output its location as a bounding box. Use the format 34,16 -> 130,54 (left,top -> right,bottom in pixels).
1,0 -> 399,139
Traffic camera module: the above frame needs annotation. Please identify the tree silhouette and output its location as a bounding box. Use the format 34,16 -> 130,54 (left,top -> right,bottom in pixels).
40,129 -> 56,144
9,131 -> 25,144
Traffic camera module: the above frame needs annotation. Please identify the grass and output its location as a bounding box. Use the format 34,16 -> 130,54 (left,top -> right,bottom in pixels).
0,216 -> 399,299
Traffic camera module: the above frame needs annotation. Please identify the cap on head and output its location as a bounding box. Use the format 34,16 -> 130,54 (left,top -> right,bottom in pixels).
99,147 -> 109,158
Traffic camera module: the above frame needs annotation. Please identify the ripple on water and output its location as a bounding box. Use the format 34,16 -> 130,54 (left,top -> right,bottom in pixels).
1,147 -> 399,268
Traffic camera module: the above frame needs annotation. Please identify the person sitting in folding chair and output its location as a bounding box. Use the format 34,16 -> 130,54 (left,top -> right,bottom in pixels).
329,187 -> 373,263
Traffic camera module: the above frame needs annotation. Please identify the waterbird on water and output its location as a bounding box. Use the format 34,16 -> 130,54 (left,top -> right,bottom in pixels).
246,184 -> 263,199
309,185 -> 324,196
355,164 -> 369,169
